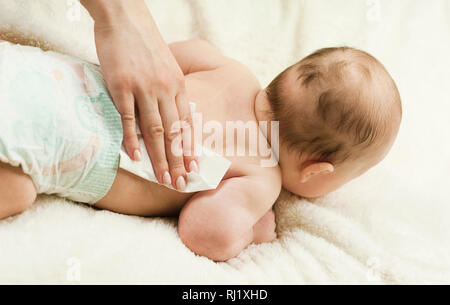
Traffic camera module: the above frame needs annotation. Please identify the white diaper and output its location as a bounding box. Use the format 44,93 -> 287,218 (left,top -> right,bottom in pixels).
0,41 -> 123,203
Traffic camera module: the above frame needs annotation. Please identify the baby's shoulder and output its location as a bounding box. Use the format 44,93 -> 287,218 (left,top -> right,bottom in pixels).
227,160 -> 282,203
224,59 -> 261,87
195,57 -> 260,93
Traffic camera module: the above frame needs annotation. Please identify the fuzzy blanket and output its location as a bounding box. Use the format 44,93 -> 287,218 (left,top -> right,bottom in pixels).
0,0 -> 449,284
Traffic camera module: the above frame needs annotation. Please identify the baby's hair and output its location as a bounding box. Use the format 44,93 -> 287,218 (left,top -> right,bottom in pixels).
267,47 -> 402,165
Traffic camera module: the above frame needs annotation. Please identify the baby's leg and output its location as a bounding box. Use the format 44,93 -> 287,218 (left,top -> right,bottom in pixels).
0,39 -> 36,219
253,209 -> 277,244
0,161 -> 37,220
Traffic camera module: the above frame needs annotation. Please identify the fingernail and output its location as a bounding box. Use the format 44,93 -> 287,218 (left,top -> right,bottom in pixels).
176,176 -> 186,191
133,149 -> 142,162
163,171 -> 171,185
189,160 -> 199,173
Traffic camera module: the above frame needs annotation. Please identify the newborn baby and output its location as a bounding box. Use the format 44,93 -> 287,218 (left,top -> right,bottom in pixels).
0,39 -> 401,261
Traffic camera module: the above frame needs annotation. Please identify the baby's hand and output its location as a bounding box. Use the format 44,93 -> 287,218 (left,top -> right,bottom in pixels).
253,209 -> 277,244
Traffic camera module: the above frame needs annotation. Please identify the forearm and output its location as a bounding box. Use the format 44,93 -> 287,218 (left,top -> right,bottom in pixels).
80,0 -> 164,43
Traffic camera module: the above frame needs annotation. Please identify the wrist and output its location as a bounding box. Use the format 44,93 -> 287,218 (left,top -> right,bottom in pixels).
81,0 -> 148,28
80,0 -> 115,23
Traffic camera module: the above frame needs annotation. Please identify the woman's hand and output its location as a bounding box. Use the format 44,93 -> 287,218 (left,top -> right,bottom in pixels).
81,0 -> 197,190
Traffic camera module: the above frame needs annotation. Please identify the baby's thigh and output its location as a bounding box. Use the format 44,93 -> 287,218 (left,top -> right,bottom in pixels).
95,168 -> 191,217
0,161 -> 37,219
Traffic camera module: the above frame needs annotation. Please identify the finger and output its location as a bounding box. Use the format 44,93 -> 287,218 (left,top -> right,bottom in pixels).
175,92 -> 199,173
136,91 -> 170,184
111,89 -> 141,161
159,95 -> 187,191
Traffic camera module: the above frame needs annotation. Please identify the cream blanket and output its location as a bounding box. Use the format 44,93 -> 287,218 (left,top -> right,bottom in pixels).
0,0 -> 449,284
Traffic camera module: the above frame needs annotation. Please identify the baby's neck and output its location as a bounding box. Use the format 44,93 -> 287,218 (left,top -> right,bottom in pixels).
254,89 -> 274,145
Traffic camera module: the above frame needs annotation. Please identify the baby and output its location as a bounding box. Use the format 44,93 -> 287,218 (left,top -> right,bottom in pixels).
0,39 -> 401,261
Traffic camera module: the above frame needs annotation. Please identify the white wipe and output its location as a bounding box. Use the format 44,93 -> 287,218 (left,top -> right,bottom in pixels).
119,103 -> 231,193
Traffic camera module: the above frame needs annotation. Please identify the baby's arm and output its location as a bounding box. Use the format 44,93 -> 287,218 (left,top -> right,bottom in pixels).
178,175 -> 280,261
169,39 -> 232,75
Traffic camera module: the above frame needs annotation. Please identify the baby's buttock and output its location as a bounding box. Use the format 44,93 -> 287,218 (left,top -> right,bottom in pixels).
0,41 -> 123,203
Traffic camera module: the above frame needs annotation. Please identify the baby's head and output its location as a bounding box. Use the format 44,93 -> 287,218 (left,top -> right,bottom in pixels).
266,47 -> 402,197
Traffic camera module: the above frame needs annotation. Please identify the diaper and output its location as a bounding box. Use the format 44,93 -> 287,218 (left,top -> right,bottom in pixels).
0,41 -> 231,203
0,41 -> 123,203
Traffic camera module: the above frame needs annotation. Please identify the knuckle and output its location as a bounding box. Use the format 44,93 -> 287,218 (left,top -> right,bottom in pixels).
166,127 -> 182,142
145,124 -> 165,139
152,155 -> 168,168
121,113 -> 136,123
156,73 -> 182,95
150,156 -> 168,171
158,82 -> 172,95
175,76 -> 185,89
145,86 -> 154,97
154,165 -> 168,175
111,73 -> 132,91
180,115 -> 193,128
155,73 -> 170,91
143,81 -> 157,98
170,161 -> 186,175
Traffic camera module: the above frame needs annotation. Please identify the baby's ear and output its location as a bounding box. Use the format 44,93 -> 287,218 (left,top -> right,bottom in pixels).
299,162 -> 334,183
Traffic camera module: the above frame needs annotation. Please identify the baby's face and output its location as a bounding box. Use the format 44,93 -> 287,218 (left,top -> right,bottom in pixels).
278,135 -> 395,198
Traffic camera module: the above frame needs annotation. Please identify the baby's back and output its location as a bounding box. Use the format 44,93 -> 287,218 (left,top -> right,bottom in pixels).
99,60 -> 281,216
185,61 -> 267,169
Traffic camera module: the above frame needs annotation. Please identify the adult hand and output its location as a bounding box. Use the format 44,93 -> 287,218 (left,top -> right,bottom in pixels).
81,0 -> 197,190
